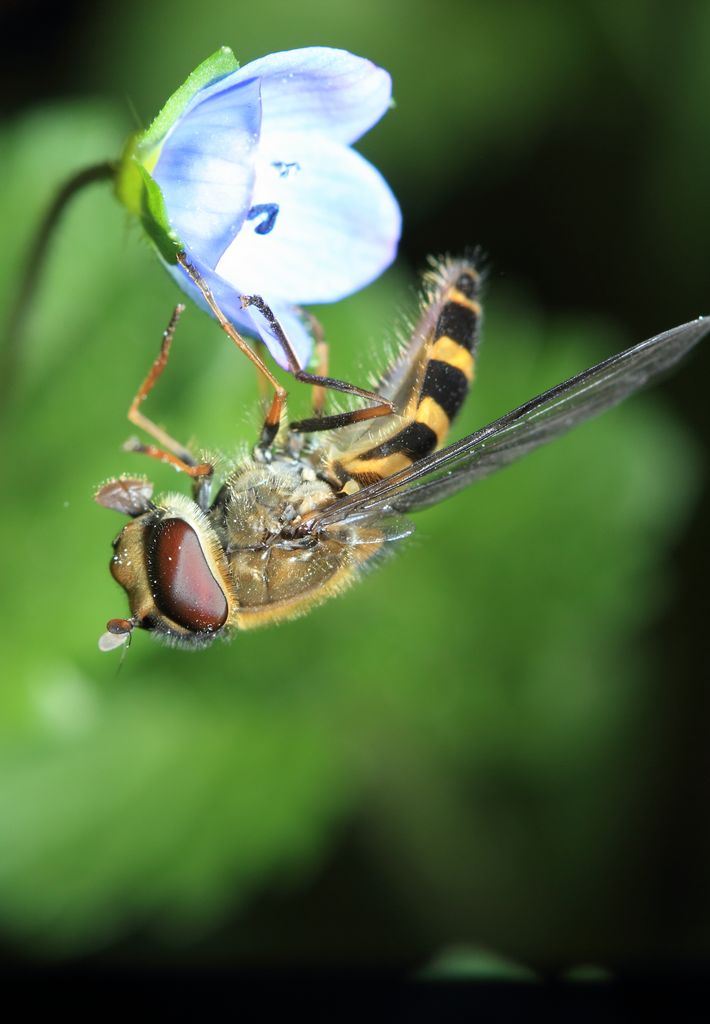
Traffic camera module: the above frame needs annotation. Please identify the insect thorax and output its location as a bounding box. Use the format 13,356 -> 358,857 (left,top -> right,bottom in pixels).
212,455 -> 383,628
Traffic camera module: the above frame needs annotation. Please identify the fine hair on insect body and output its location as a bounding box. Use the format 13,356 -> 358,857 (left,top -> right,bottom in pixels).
96,255 -> 708,651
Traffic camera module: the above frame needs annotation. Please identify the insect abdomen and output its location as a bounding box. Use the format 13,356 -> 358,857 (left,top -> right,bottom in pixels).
334,265 -> 482,487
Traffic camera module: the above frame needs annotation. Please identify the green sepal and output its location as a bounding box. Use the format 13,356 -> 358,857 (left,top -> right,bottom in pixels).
136,46 -> 239,160
114,47 -> 240,262
137,165 -> 181,263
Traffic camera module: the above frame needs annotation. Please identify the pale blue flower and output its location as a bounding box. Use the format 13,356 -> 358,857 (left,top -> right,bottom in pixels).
116,46 -> 401,368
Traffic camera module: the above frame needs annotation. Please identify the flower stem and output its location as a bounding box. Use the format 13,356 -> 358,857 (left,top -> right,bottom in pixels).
1,160 -> 116,408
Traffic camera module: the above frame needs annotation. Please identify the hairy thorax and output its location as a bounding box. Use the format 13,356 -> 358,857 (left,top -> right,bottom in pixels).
211,456 -> 383,627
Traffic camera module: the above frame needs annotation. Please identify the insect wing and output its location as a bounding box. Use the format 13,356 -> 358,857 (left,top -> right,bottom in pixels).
312,317 -> 709,527
321,513 -> 415,545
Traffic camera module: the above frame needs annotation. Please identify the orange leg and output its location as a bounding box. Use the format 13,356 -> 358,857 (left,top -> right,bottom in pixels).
253,337 -> 271,407
177,253 -> 287,449
124,304 -> 213,489
177,252 -> 395,443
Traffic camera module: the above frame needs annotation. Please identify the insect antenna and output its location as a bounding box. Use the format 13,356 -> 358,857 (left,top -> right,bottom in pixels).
98,617 -> 135,654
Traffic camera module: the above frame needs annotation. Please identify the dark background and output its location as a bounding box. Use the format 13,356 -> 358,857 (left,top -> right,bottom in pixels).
1,0 -> 708,979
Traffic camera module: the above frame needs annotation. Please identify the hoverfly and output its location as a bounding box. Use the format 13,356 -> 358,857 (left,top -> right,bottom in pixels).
96,257 -> 708,650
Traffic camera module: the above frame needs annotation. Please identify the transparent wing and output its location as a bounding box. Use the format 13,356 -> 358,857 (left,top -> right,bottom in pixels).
311,317 -> 708,528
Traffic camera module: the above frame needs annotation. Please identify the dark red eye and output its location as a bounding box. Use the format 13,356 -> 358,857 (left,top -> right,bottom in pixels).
147,519 -> 228,633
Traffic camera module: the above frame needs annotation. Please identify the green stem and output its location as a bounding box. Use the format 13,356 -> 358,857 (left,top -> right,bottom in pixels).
1,160 -> 116,408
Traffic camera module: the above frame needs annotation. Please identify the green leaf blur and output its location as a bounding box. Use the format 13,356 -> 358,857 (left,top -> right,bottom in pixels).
1,0 -> 708,973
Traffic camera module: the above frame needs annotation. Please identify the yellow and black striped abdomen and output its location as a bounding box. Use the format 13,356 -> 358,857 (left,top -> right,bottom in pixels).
333,265 -> 481,488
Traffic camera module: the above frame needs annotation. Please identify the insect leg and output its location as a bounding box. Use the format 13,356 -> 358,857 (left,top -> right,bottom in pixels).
253,337 -> 271,405
177,253 -> 287,450
124,304 -> 214,506
239,294 -> 395,434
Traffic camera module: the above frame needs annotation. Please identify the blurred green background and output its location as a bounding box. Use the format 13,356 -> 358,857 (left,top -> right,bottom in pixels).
1,0 -> 709,975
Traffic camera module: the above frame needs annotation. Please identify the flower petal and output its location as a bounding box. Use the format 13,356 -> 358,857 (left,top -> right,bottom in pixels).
152,76 -> 261,266
163,255 -> 314,370
231,47 -> 393,145
215,133 -> 401,304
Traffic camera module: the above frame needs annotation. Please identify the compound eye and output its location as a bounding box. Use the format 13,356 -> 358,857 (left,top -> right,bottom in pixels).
148,519 -> 228,633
